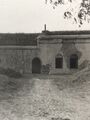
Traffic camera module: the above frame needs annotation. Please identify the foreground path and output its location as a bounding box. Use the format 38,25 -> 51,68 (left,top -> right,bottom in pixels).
0,75 -> 90,120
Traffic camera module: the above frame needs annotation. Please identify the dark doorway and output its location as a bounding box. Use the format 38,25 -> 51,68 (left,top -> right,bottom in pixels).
70,54 -> 78,69
55,57 -> 63,68
32,58 -> 41,74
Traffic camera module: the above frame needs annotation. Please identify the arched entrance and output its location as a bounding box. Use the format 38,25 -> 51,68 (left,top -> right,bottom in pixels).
32,58 -> 41,74
70,54 -> 78,69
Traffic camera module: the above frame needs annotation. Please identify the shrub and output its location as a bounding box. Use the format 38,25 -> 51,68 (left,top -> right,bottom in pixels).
0,67 -> 22,78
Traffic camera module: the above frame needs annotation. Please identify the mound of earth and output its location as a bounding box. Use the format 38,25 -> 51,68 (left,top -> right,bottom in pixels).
72,64 -> 90,84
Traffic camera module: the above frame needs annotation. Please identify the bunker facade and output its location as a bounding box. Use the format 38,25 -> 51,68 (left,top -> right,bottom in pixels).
0,30 -> 90,74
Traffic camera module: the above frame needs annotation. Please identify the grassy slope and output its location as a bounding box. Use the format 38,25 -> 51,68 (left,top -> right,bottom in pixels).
0,74 -> 89,120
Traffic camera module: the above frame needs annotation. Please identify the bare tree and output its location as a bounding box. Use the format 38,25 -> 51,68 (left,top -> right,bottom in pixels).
46,0 -> 90,27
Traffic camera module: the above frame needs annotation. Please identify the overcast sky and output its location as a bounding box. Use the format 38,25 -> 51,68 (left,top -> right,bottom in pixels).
0,0 -> 90,33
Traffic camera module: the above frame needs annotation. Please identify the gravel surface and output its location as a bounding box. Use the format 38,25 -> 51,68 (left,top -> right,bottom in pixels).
0,74 -> 90,120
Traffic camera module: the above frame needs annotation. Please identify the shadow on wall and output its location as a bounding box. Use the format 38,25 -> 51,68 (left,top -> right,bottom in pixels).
61,42 -> 82,69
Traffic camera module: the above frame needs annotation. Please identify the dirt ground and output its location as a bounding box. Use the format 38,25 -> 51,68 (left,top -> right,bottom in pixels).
0,74 -> 90,120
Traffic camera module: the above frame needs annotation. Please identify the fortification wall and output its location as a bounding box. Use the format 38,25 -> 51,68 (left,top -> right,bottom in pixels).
0,47 -> 40,74
0,36 -> 90,75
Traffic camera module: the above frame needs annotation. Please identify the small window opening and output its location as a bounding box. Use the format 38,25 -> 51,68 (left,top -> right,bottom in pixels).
55,55 -> 63,68
70,54 -> 78,69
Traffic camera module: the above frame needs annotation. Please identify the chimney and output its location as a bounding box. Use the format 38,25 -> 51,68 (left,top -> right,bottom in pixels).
42,24 -> 49,34
44,24 -> 46,31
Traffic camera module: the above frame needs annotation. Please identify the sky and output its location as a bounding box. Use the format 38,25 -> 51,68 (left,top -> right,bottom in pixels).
0,0 -> 90,33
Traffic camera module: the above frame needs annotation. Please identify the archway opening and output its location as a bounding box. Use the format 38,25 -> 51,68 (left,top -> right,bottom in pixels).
70,54 -> 78,69
32,58 -> 41,74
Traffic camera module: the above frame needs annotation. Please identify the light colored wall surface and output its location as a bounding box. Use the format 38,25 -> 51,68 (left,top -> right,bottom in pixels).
38,36 -> 90,74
